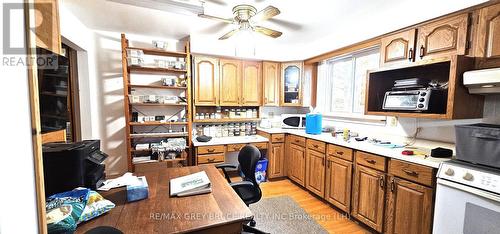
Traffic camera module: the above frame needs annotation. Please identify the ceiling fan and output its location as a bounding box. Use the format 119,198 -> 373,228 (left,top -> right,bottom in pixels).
198,4 -> 283,40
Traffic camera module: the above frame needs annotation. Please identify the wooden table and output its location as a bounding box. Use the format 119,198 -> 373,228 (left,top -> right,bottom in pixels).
76,165 -> 253,234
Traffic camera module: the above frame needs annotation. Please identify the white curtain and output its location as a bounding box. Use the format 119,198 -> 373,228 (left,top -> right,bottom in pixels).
316,61 -> 333,113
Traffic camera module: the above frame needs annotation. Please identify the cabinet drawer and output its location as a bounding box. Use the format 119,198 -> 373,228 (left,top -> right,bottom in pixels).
227,144 -> 245,152
271,134 -> 285,143
355,151 -> 387,171
197,145 -> 225,155
253,142 -> 268,150
307,139 -> 326,153
389,160 -> 434,187
198,153 -> 225,164
327,144 -> 353,162
289,135 -> 306,147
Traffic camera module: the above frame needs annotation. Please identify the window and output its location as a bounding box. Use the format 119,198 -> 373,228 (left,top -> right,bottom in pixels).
316,47 -> 380,117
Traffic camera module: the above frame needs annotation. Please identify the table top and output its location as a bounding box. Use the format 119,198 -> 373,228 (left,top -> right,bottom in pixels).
76,165 -> 253,233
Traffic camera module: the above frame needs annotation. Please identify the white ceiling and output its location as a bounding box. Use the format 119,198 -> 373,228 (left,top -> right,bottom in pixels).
62,0 -> 488,61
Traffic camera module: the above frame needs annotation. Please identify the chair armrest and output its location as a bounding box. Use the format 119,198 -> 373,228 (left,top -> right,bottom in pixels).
215,163 -> 238,183
229,181 -> 254,190
215,163 -> 238,170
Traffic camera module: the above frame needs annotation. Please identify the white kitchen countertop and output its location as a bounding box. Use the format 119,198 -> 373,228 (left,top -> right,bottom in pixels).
192,135 -> 269,147
257,127 -> 452,168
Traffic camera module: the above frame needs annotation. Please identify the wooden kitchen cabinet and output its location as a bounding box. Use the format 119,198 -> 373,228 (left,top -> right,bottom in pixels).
281,62 -> 303,106
34,0 -> 62,55
325,156 -> 352,212
219,59 -> 242,106
287,142 -> 306,186
380,29 -> 417,67
474,3 -> 500,68
305,146 -> 326,197
352,164 -> 386,233
384,176 -> 433,234
268,143 -> 285,178
241,61 -> 262,106
416,13 -> 469,61
194,56 -> 219,106
262,62 -> 280,106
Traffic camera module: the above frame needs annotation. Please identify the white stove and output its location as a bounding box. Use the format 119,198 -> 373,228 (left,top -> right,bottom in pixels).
433,160 -> 500,234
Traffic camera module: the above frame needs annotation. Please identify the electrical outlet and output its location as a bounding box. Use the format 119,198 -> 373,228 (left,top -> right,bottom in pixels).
389,116 -> 398,127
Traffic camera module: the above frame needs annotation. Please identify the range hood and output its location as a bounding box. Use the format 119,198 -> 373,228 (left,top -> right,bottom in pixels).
464,67 -> 500,94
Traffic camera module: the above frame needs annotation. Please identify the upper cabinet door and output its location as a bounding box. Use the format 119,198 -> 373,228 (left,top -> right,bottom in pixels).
281,62 -> 303,106
475,3 -> 500,68
194,57 -> 219,106
219,59 -> 242,106
416,13 -> 469,61
34,0 -> 62,55
262,62 -> 280,106
380,29 -> 417,67
241,61 -> 262,106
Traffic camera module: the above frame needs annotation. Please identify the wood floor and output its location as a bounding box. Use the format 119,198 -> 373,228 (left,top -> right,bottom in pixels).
260,179 -> 371,234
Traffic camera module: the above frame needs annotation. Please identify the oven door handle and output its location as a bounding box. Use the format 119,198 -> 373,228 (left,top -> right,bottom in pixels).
437,179 -> 500,203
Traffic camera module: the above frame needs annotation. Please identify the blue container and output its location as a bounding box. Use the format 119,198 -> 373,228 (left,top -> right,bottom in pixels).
127,176 -> 149,202
255,159 -> 268,184
306,113 -> 322,135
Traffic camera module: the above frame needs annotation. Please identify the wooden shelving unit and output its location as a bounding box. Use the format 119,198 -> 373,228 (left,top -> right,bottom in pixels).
121,33 -> 193,171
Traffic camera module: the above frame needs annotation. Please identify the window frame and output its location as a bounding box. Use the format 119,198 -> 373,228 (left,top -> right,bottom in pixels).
316,46 -> 386,123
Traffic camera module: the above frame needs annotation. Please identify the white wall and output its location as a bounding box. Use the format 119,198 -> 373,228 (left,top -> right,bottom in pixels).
0,1 -> 40,233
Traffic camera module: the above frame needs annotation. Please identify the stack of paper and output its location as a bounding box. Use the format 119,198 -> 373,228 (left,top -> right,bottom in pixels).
170,171 -> 211,197
98,173 -> 143,191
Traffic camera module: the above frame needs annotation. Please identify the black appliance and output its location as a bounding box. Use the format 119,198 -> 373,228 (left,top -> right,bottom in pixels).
43,140 -> 107,196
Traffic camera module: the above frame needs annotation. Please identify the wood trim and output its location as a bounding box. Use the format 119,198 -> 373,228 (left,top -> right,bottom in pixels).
41,129 -> 66,144
25,1 -> 48,233
68,46 -> 81,141
120,34 -> 133,171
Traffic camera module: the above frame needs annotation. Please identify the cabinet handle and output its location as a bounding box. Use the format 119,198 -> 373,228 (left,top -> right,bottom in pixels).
313,144 -> 319,148
419,45 -> 425,59
390,178 -> 395,192
408,48 -> 413,61
207,149 -> 215,153
207,158 -> 215,162
264,97 -> 268,104
402,168 -> 419,176
365,158 -> 376,164
379,176 -> 385,188
336,151 -> 344,155
295,140 -> 300,143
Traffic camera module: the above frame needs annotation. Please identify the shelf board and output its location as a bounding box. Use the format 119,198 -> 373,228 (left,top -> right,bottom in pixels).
193,118 -> 261,123
41,114 -> 68,120
365,111 -> 449,119
130,121 -> 188,126
129,132 -> 189,138
128,65 -> 186,74
130,102 -> 188,107
41,92 -> 67,97
127,47 -> 187,58
130,84 -> 187,90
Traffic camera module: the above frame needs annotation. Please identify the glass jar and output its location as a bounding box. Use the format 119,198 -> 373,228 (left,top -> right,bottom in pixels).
222,125 -> 228,137
252,109 -> 258,118
215,107 -> 222,119
234,123 -> 240,136
228,124 -> 234,137
246,109 -> 253,118
240,123 -> 246,136
216,125 -> 222,138
199,113 -> 204,120
224,109 -> 229,118
229,109 -> 236,119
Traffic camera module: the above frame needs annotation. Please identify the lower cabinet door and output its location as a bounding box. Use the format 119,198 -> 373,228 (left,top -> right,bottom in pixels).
325,157 -> 352,212
289,144 -> 306,186
305,149 -> 326,197
352,165 -> 386,232
269,143 -> 285,178
385,176 -> 433,234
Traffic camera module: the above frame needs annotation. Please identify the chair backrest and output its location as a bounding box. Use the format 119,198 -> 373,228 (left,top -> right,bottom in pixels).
238,144 -> 261,185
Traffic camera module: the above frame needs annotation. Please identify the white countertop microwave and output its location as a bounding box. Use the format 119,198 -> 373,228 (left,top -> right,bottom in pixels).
281,114 -> 306,129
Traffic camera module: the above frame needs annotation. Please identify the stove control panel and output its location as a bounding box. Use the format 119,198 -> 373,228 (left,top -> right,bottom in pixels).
438,161 -> 500,194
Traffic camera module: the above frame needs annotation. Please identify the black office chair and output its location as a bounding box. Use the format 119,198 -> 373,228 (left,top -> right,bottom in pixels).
216,144 -> 266,233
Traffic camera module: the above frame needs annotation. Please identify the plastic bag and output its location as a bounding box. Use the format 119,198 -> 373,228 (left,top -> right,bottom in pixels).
46,189 -> 90,233
78,190 -> 115,223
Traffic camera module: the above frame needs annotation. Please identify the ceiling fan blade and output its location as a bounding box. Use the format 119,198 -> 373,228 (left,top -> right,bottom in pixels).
219,29 -> 240,40
251,6 -> 280,22
268,18 -> 302,31
198,14 -> 234,24
203,0 -> 227,6
253,26 -> 282,38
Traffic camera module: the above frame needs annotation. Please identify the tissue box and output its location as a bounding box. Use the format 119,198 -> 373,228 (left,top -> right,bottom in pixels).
127,176 -> 149,202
